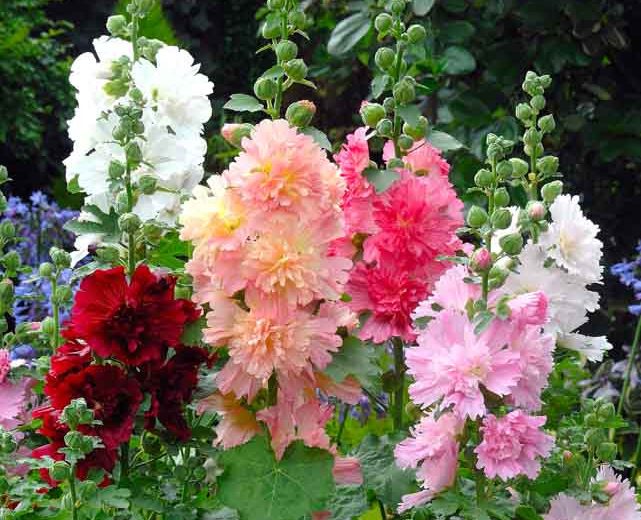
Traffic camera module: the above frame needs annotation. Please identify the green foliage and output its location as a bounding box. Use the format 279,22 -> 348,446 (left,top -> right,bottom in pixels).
115,0 -> 177,44
218,436 -> 335,520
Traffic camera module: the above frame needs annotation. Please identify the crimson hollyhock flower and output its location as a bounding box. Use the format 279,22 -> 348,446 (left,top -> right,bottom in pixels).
45,364 -> 143,450
48,339 -> 91,380
69,265 -> 200,366
137,346 -> 209,441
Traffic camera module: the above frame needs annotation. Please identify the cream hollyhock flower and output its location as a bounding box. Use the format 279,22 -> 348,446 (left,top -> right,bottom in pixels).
540,194 -> 603,283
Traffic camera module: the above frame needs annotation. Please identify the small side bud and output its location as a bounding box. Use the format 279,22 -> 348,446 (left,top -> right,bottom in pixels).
221,123 -> 253,147
285,100 -> 316,128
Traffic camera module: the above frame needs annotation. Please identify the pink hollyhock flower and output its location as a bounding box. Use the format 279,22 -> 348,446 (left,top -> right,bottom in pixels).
412,265 -> 480,320
406,309 -> 521,418
197,392 -> 260,449
593,465 -> 641,520
363,172 -> 463,275
0,378 -> 32,430
395,412 -> 463,511
508,290 -> 549,327
383,139 -> 450,178
312,513 -> 331,520
475,411 -> 553,480
544,495 -> 592,520
0,348 -> 9,383
205,295 -> 342,397
347,262 -> 428,343
398,490 -> 435,514
333,456 -> 363,485
226,119 -> 342,223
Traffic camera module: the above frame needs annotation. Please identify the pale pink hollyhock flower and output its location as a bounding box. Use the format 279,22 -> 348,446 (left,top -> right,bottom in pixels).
0,377 -> 33,430
226,119 -> 342,223
412,265 -> 481,320
347,262 -> 428,343
544,494 -> 592,520
0,348 -> 10,383
406,309 -> 521,418
475,411 -> 553,480
593,465 -> 641,520
508,290 -> 549,327
363,171 -> 463,276
395,412 -> 463,512
197,392 -> 260,450
383,139 -> 450,178
333,456 -> 363,485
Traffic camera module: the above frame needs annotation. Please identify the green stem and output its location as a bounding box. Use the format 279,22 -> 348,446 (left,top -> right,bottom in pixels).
69,471 -> 79,520
267,373 -> 278,406
125,165 -> 136,275
632,427 -> 641,483
392,337 -> 405,431
121,441 -> 130,480
51,274 -> 60,349
272,9 -> 289,118
391,43 -> 405,158
336,404 -> 348,447
377,499 -> 387,519
476,465 -> 486,505
612,315 -> 641,440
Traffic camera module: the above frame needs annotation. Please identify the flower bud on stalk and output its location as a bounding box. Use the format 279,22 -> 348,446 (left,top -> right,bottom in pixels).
375,47 -> 396,71
360,102 -> 387,128
283,59 -> 308,81
254,77 -> 277,101
471,248 -> 492,272
467,206 -> 488,228
541,180 -> 563,203
375,13 -> 393,34
221,123 -> 253,148
286,100 -> 316,128
509,158 -> 529,178
275,40 -> 298,62
499,233 -> 524,256
527,201 -> 546,221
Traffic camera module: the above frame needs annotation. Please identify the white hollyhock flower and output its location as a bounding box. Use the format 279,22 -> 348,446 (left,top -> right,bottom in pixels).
558,333 -> 612,362
539,194 -> 603,283
131,46 -> 213,136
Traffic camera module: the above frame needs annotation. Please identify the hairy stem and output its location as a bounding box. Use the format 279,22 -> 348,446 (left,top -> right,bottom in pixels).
392,337 -> 405,431
612,315 -> 641,440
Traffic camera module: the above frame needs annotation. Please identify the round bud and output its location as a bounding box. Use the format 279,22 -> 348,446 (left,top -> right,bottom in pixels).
494,188 -> 510,208
283,59 -> 308,81
288,10 -> 306,29
467,205 -> 488,228
499,233 -> 524,256
375,47 -> 396,71
393,79 -> 416,105
584,428 -> 605,449
515,103 -> 533,121
286,100 -> 316,128
253,77 -> 277,101
2,251 -> 20,273
360,102 -> 387,128
562,450 -> 573,463
0,193 -> 7,213
470,248 -> 492,272
526,201 -> 546,221
0,220 -> 15,240
375,13 -> 393,34
387,158 -> 404,170
509,158 -> 529,178
496,160 -> 513,180
398,134 -> 415,151
261,17 -> 281,39
129,87 -> 143,104
474,168 -> 494,188
115,191 -> 130,214
106,15 -> 127,37
54,286 -> 73,306
221,123 -> 253,147
118,212 -> 141,233
541,180 -> 563,203
530,94 -> 546,111
276,40 -> 298,62
523,128 -> 540,147
389,0 -> 406,15
403,116 -> 429,140
125,142 -> 143,169
538,114 -> 556,133
0,165 -> 9,184
41,317 -> 55,336
50,247 -> 71,269
138,175 -> 157,195
491,208 -> 512,230
0,281 -> 13,306
375,118 -> 394,138
142,432 -> 163,455
108,160 -> 126,181
536,155 -> 559,175
488,264 -> 509,289
50,461 -> 71,481
406,24 -> 427,44
142,221 -> 164,245
267,0 -> 285,9
382,96 -> 395,113
598,402 -> 616,421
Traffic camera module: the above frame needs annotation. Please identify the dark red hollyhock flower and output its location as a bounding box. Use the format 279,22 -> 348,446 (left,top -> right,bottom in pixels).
137,346 -> 209,441
68,265 -> 200,366
48,340 -> 92,380
45,364 -> 143,450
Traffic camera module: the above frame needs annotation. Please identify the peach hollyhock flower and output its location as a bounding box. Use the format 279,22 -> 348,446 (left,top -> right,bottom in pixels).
406,309 -> 521,419
383,139 -> 451,178
475,411 -> 553,480
204,294 -> 342,398
197,392 -> 260,450
226,119 -> 342,224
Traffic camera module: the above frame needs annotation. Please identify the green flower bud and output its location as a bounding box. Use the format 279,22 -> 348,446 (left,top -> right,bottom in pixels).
275,40 -> 298,62
584,428 -> 605,448
50,461 -> 71,481
530,95 -> 546,111
467,205 -> 489,228
118,213 -> 141,233
387,158 -> 404,170
541,180 -> 563,203
53,286 -> 73,306
382,96 -> 395,113
115,191 -> 130,214
285,100 -> 316,128
108,160 -> 126,181
221,123 -> 253,148
494,188 -> 510,208
139,38 -> 164,62
106,15 -> 127,37
129,87 -> 143,104
488,264 -> 509,289
376,118 -> 394,138
283,59 -> 308,81
0,165 -> 9,184
523,128 -> 541,148
393,78 -> 416,105
537,155 -> 559,175
125,142 -> 143,170
515,103 -> 533,121
0,282 -> 13,309
0,193 -> 7,213
41,317 -> 55,336
103,79 -> 129,98
597,442 -> 618,462
0,220 -> 15,240
142,221 -> 164,245
407,24 -> 427,44
50,247 -> 71,269
398,134 -> 415,151
495,160 -> 513,180
403,115 -> 428,140
509,158 -> 529,178
499,233 -> 524,256
0,317 -> 8,334
389,0 -> 406,15
142,432 -> 163,455
375,13 -> 393,34
253,77 -> 278,101
375,47 -> 396,71
61,399 -> 93,430
261,16 -> 281,39
2,251 -> 20,273
598,402 -> 616,421
474,168 -> 494,188
360,102 -> 387,128
138,175 -> 157,195
64,430 -> 85,450
267,0 -> 285,9
491,208 -> 513,230
288,10 -> 306,29
538,114 -> 556,133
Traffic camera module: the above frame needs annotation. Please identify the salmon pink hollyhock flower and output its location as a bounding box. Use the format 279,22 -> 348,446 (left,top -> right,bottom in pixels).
333,456 -> 363,485
406,309 -> 521,419
69,265 -> 199,366
475,411 -> 553,480
347,262 -> 428,343
197,392 -> 261,450
0,348 -> 9,383
395,412 -> 463,512
226,119 -> 341,223
383,139 -> 450,177
363,172 -> 463,275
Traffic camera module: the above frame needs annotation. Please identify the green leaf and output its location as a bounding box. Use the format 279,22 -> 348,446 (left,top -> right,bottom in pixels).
440,21 -> 476,44
473,310 -> 495,335
261,65 -> 285,81
324,336 -> 379,387
413,0 -> 436,16
301,127 -> 332,151
181,316 -> 205,346
218,436 -> 335,520
515,505 -> 543,520
327,485 -> 369,520
354,435 -> 415,507
203,508 -> 240,520
327,12 -> 371,56
396,104 -> 422,127
363,167 -> 399,193
223,94 -> 264,113
371,75 -> 389,99
427,130 -> 465,152
64,204 -> 120,242
147,232 -> 189,270
441,0 -> 468,13
442,46 -> 477,75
